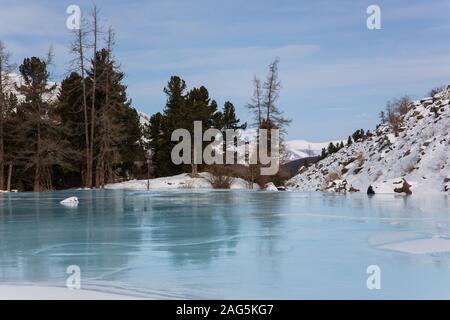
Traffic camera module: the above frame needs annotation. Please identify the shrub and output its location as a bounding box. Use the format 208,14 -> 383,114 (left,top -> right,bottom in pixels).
205,165 -> 234,189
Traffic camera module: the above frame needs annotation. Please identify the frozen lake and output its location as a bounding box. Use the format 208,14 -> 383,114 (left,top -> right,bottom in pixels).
1,190 -> 450,299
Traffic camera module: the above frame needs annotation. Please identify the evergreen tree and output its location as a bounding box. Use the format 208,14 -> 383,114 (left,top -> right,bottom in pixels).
217,101 -> 246,130
327,142 -> 336,155
87,46 -> 143,187
144,76 -> 188,177
347,136 -> 352,146
183,86 -> 219,176
16,57 -> 72,191
56,72 -> 85,187
320,148 -> 327,159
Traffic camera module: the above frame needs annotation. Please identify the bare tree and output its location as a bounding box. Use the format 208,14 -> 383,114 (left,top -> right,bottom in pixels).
262,59 -> 291,132
0,41 -> 15,190
69,18 -> 91,187
95,27 -> 116,188
247,76 -> 263,127
88,5 -> 101,188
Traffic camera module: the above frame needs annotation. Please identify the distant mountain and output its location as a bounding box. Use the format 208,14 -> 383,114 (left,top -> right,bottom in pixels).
138,111 -> 340,163
284,139 -> 343,161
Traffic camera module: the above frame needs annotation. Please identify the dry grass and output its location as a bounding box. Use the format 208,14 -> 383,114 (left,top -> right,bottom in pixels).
325,171 -> 342,184
355,153 -> 366,166
405,162 -> 416,174
205,165 -> 234,189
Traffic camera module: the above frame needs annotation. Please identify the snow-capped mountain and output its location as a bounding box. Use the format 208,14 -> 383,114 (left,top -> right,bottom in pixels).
287,87 -> 450,195
138,111 -> 339,162
284,139 -> 342,161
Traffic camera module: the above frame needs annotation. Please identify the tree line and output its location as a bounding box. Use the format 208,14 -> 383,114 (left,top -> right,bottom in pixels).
144,58 -> 291,186
0,7 -> 143,192
0,7 -> 291,192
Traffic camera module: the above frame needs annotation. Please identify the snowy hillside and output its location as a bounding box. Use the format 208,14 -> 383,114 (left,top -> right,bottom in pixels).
287,87 -> 450,195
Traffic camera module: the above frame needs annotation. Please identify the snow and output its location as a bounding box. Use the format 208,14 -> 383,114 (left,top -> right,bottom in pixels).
0,285 -> 144,300
105,172 -> 259,190
378,237 -> 450,255
369,178 -> 415,195
284,139 -> 342,161
287,87 -> 450,195
60,196 -> 79,207
264,182 -> 278,191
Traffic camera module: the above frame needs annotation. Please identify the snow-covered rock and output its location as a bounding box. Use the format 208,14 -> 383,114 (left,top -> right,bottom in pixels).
60,196 -> 79,207
287,87 -> 450,194
264,182 -> 278,191
326,179 -> 358,193
367,178 -> 413,195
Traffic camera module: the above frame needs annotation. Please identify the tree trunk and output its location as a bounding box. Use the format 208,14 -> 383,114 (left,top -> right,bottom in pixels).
6,162 -> 12,191
34,164 -> 40,192
0,57 -> 4,191
89,7 -> 98,190
34,104 -> 41,192
191,164 -> 198,177
78,28 -> 91,189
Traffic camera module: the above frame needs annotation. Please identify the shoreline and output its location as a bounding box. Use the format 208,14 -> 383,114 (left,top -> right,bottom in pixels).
0,285 -> 150,300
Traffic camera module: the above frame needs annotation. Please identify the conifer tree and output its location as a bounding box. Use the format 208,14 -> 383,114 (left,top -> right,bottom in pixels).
16,57 -> 71,191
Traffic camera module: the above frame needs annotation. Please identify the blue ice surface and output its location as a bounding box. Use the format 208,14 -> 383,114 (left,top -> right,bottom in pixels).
0,190 -> 449,299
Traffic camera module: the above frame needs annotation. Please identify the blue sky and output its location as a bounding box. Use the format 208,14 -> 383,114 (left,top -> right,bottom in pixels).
1,0 -> 450,141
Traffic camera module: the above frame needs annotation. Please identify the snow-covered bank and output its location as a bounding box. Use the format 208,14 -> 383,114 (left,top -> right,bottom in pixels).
0,285 -> 144,300
287,88 -> 450,195
105,172 -> 260,190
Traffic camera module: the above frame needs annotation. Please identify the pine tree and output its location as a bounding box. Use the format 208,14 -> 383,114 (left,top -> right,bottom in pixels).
183,86 -> 219,176
347,136 -> 352,146
56,72 -> 85,186
16,57 -> 71,191
218,101 -> 246,130
327,142 -> 336,155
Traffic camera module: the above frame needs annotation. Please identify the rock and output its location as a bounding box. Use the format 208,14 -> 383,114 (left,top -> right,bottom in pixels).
393,179 -> 412,195
444,183 -> 450,192
326,179 -> 357,193
368,178 -> 412,195
60,196 -> 79,207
